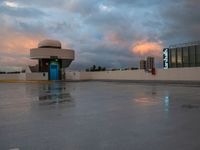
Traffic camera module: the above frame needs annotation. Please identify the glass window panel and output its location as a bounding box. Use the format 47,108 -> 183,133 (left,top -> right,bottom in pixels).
196,45 -> 200,66
177,48 -> 182,67
183,47 -> 189,67
170,48 -> 176,67
189,46 -> 195,67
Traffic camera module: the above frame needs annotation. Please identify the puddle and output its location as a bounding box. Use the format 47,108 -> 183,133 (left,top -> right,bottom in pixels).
134,97 -> 161,105
44,87 -> 66,93
39,93 -> 72,105
181,104 -> 200,109
37,83 -> 74,105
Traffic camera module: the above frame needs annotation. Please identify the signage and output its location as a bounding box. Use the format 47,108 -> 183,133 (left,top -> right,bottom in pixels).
163,48 -> 169,69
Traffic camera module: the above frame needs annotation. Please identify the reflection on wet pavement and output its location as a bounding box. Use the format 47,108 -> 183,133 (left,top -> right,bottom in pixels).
37,83 -> 74,105
134,97 -> 161,105
163,96 -> 170,112
0,81 -> 200,150
181,104 -> 200,109
39,93 -> 72,105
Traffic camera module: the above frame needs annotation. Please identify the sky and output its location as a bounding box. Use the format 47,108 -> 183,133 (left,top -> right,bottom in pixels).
0,0 -> 200,70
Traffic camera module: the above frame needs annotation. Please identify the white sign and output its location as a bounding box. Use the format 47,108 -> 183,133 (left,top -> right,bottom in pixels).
163,48 -> 169,69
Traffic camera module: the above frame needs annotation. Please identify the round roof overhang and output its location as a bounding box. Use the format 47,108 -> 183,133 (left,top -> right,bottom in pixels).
30,48 -> 75,60
38,40 -> 62,49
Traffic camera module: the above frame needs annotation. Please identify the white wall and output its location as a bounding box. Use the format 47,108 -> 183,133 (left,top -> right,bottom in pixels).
1,68 -> 199,81
0,73 -> 26,80
0,73 -> 48,81
26,73 -> 48,80
65,67 -> 200,82
65,72 -> 80,80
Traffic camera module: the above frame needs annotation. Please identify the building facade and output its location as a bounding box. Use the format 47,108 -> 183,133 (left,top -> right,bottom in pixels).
163,41 -> 200,69
30,39 -> 75,80
146,57 -> 155,70
139,60 -> 146,69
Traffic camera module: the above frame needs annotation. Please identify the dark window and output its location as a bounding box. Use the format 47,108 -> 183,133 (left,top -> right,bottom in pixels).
177,48 -> 182,67
168,49 -> 171,67
183,47 -> 189,67
196,45 -> 200,66
189,46 -> 196,67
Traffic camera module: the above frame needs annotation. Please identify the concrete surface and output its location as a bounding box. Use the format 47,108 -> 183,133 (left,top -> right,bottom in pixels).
0,81 -> 200,150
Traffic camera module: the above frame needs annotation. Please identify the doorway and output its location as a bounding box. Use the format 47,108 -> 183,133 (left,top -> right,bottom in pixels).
50,63 -> 59,80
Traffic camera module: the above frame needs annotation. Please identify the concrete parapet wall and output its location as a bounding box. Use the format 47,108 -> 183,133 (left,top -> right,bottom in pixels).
26,73 -> 48,80
65,67 -> 200,82
0,73 -> 48,81
0,73 -> 26,80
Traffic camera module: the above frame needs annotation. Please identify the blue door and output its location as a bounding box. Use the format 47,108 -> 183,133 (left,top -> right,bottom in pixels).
50,63 -> 59,80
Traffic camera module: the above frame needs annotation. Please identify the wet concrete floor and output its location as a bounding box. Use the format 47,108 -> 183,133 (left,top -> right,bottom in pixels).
0,81 -> 200,150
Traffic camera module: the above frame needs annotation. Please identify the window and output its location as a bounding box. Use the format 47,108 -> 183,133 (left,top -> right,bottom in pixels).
170,48 -> 176,68
196,45 -> 200,66
183,47 -> 189,67
189,46 -> 196,67
177,48 -> 182,67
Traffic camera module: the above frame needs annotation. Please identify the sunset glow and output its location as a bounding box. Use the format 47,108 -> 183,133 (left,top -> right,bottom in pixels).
134,98 -> 160,105
0,0 -> 199,69
0,28 -> 44,66
131,40 -> 162,57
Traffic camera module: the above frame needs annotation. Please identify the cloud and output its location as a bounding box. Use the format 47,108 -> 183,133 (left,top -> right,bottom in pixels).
0,56 -> 36,67
158,0 -> 200,44
0,1 -> 46,18
3,1 -> 19,8
131,39 -> 163,57
0,24 -> 45,66
0,0 -> 199,70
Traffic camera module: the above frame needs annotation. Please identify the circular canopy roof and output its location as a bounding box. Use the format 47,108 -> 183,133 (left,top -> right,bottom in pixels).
30,39 -> 75,60
38,39 -> 62,49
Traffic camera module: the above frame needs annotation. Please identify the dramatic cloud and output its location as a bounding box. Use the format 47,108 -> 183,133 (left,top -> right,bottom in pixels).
0,20 -> 45,66
131,40 -> 163,57
0,0 -> 199,70
0,1 -> 46,18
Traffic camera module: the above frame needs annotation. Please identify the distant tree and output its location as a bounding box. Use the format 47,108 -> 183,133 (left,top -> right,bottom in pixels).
93,65 -> 96,71
85,65 -> 107,72
131,67 -> 139,70
90,65 -> 96,72
97,66 -> 102,71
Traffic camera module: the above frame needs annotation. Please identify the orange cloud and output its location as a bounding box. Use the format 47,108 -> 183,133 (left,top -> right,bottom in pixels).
0,56 -> 36,67
131,40 -> 163,57
0,27 -> 45,66
0,32 -> 43,55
